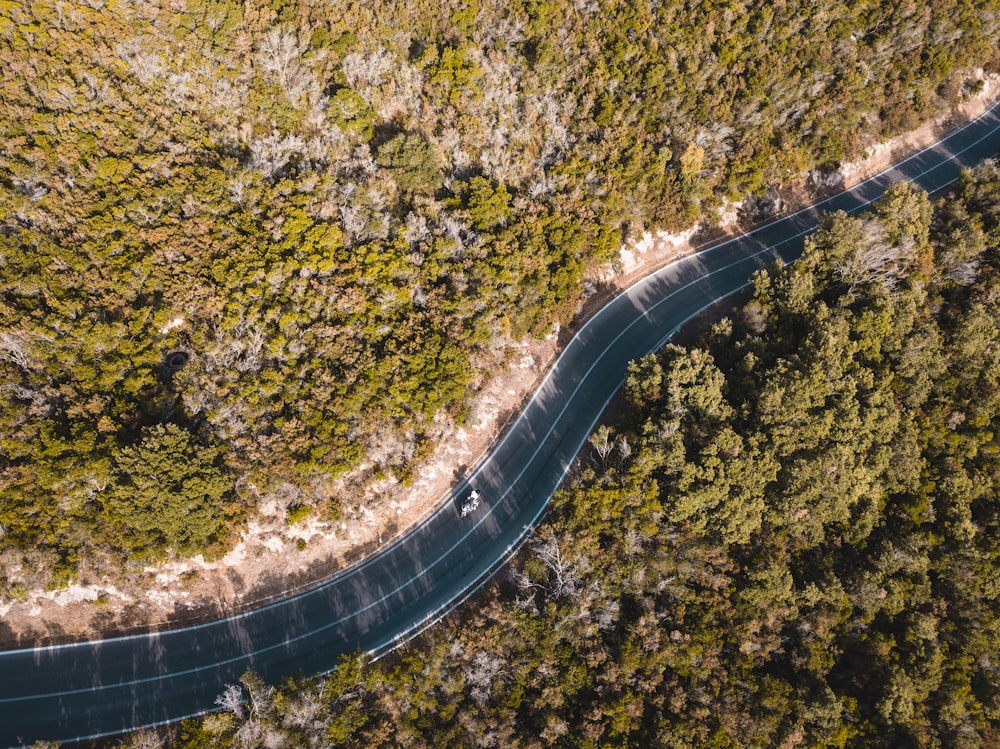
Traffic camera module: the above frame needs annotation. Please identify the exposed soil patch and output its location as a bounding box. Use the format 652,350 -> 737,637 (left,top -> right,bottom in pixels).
3,80 -> 997,648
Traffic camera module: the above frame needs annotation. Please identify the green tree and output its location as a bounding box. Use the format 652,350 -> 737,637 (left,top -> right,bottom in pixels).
102,424 -> 233,559
375,133 -> 443,194
446,176 -> 513,232
327,87 -> 375,141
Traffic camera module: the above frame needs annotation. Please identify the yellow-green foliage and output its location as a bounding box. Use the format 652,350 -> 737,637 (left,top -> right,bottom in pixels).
2,0 -> 999,584
177,166 -> 1000,749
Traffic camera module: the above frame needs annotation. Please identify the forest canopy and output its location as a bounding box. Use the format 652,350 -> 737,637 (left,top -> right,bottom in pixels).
2,0 -> 1000,586
173,164 -> 1000,749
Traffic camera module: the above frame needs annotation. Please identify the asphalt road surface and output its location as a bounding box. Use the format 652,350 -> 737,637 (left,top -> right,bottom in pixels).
3,99 -> 1000,746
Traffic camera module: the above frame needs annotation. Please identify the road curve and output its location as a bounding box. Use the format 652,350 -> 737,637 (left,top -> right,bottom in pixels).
3,99 -> 1000,746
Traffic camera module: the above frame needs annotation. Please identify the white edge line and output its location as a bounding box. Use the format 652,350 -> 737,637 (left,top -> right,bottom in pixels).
3,99 -> 1000,744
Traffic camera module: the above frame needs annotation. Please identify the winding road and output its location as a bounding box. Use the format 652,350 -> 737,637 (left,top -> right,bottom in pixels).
3,99 -> 1000,746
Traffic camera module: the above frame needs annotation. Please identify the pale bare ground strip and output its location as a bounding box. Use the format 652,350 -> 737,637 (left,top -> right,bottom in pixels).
3,76 -> 997,646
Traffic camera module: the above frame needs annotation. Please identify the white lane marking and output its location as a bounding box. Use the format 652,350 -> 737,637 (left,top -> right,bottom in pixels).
5,99 -> 1000,707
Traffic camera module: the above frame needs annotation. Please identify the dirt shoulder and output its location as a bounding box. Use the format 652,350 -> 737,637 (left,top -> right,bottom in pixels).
2,79 -> 997,648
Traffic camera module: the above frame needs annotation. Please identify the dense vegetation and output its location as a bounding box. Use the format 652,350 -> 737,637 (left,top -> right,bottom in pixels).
3,0 -> 1000,588
165,166 -> 1000,748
